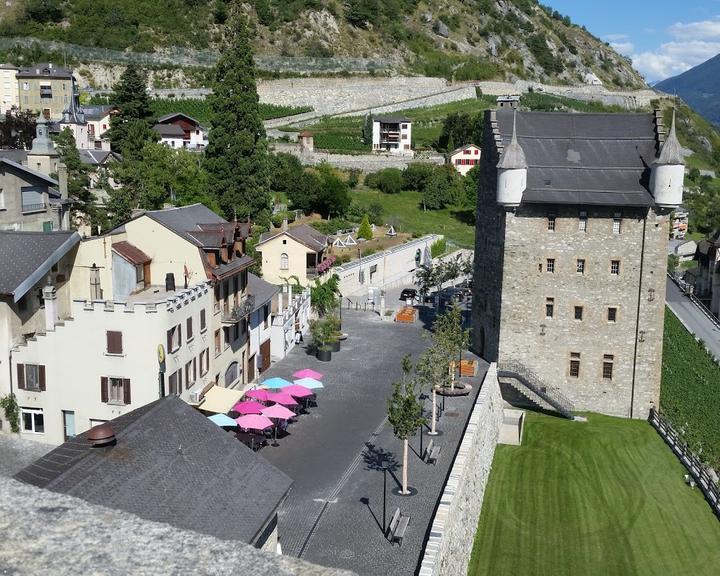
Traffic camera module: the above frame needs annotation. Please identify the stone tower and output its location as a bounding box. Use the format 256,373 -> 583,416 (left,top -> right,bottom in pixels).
26,115 -> 59,176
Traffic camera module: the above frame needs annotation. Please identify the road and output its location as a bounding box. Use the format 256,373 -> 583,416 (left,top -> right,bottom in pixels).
665,278 -> 720,360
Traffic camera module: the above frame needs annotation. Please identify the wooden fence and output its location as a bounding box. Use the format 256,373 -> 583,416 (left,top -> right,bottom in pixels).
648,408 -> 720,518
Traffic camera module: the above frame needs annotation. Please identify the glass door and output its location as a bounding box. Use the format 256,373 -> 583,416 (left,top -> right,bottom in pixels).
62,410 -> 75,441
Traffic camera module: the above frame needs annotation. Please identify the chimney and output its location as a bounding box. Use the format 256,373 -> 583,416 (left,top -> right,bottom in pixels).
165,273 -> 176,292
88,422 -> 116,447
43,280 -> 58,331
282,218 -> 288,232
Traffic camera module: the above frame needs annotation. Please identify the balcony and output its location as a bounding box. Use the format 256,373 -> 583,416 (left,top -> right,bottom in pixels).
22,202 -> 47,214
221,295 -> 255,324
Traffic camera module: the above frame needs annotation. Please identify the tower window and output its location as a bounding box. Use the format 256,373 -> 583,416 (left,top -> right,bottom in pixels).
610,260 -> 620,275
608,307 -> 618,322
569,352 -> 580,378
578,211 -> 588,232
545,297 -> 555,319
576,259 -> 585,274
547,216 -> 556,231
546,258 -> 555,273
603,354 -> 614,380
613,213 -> 622,235
574,306 -> 583,321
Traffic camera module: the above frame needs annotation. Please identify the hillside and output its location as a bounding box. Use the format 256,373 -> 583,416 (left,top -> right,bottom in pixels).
0,0 -> 645,88
656,53 -> 720,126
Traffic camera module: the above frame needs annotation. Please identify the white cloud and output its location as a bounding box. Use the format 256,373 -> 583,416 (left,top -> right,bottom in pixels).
604,33 -> 629,42
668,18 -> 720,40
610,41 -> 635,55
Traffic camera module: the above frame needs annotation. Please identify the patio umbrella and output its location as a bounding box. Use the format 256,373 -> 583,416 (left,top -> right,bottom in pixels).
245,389 -> 272,402
262,403 -> 296,420
232,401 -> 264,415
284,384 -> 314,399
207,414 -> 238,427
294,377 -> 324,390
293,368 -> 324,380
261,377 -> 292,390
266,391 -> 299,406
235,414 -> 274,431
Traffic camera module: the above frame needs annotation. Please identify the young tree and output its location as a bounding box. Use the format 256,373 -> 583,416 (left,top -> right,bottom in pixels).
204,8 -> 270,221
434,304 -> 470,391
387,355 -> 426,495
107,64 -> 155,154
310,274 -> 340,316
414,344 -> 447,435
357,214 -> 373,240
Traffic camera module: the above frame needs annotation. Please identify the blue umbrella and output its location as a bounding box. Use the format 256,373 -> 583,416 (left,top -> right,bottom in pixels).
261,377 -> 292,390
294,377 -> 324,390
208,414 -> 238,427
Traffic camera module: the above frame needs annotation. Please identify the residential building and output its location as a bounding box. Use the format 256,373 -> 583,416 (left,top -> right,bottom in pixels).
82,105 -> 113,151
270,284 -> 312,363
56,98 -> 89,149
16,63 -> 77,120
255,222 -> 331,287
472,108 -> 684,419
449,143 -> 481,176
6,204 -> 257,445
496,95 -> 520,110
371,115 -> 412,156
153,112 -> 207,149
671,207 -> 688,239
0,64 -> 19,113
247,274 -> 278,381
692,231 -> 720,313
299,130 -> 314,152
15,395 -> 293,551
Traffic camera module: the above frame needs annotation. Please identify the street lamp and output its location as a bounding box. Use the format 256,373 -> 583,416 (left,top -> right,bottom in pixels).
382,464 -> 388,535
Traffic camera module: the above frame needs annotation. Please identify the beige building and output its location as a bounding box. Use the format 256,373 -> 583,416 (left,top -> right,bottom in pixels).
255,222 -> 330,287
0,64 -> 19,113
17,63 -> 76,120
473,109 -> 683,419
448,143 -> 481,176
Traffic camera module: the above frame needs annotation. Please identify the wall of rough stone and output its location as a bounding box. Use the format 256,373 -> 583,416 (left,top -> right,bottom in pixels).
418,364 -> 503,576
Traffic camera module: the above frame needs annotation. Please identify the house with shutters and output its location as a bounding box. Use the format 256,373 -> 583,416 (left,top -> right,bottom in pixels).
153,112 -> 208,150
448,143 -> 481,176
5,204 -> 275,445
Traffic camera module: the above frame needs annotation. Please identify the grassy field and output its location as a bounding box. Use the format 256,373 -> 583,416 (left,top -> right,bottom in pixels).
661,308 -> 720,469
150,98 -> 312,124
469,412 -> 720,576
350,188 -> 475,248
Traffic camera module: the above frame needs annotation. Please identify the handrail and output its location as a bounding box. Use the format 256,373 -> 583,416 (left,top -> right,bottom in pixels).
667,272 -> 720,331
497,360 -> 575,418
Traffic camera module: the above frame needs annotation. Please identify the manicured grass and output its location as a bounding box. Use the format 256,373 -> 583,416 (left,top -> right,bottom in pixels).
350,188 -> 475,248
469,412 -> 720,576
661,307 -> 720,469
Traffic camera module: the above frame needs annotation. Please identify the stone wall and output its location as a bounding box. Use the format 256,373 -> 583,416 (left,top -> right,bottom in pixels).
418,364 -> 503,576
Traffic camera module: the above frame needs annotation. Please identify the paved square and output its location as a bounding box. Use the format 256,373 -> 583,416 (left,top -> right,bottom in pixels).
260,308 -> 487,575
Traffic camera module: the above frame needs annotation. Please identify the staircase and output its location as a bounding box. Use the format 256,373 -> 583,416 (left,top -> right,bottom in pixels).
497,361 -> 575,420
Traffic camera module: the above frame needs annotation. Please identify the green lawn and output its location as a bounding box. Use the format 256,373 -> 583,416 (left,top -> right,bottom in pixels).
469,412 -> 720,576
350,188 -> 475,248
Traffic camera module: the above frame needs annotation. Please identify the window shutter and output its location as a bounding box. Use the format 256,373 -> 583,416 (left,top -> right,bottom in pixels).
178,324 -> 182,347
101,377 -> 108,403
16,364 -> 25,389
123,379 -> 131,405
167,329 -> 172,352
39,365 -> 46,391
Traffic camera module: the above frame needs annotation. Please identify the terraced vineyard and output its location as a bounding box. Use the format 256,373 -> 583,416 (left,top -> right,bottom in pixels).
150,98 -> 312,124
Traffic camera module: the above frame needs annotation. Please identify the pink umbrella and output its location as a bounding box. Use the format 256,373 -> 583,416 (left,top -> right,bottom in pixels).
235,414 -> 274,431
284,384 -> 314,399
266,391 -> 299,406
293,368 -> 324,380
245,389 -> 272,402
262,403 -> 296,420
232,401 -> 263,415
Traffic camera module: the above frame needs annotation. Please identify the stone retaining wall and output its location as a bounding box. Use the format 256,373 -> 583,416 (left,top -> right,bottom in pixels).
419,364 -> 503,576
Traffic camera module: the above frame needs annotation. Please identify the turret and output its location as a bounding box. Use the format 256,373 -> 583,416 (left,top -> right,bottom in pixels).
496,111 -> 527,207
650,109 -> 684,209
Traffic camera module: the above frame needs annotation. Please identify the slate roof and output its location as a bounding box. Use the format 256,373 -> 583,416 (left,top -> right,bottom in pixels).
112,240 -> 151,265
78,149 -> 119,166
248,273 -> 279,312
82,105 -> 114,120
157,112 -> 201,126
0,156 -> 58,186
15,395 -> 293,546
449,143 -> 480,156
494,109 -> 659,207
258,223 -> 328,252
0,231 -> 80,301
0,149 -> 29,164
153,123 -> 185,137
374,115 -> 411,124
16,63 -> 73,79
144,204 -> 227,247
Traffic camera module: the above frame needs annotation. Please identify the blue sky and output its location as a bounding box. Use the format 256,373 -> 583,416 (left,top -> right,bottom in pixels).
545,1 -> 720,81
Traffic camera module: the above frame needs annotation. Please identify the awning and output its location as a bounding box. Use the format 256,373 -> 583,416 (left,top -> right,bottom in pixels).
198,385 -> 243,414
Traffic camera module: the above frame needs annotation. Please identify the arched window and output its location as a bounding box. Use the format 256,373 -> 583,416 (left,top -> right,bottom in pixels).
224,362 -> 238,387
280,253 -> 289,270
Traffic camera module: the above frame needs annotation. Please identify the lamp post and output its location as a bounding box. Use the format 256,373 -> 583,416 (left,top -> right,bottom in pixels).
382,465 -> 388,535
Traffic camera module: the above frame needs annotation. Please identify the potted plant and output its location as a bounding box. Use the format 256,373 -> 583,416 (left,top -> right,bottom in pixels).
310,318 -> 334,362
326,315 -> 341,352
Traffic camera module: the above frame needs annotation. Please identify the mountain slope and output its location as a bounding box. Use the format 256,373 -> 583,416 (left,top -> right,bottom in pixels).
656,53 -> 720,126
0,0 -> 645,88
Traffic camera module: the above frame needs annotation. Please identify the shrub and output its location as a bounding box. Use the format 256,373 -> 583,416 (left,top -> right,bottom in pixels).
375,168 -> 403,194
430,238 -> 447,258
358,214 -> 373,240
402,163 -> 435,192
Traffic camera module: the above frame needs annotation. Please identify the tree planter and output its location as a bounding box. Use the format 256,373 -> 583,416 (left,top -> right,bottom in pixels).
330,340 -> 341,352
316,347 -> 332,362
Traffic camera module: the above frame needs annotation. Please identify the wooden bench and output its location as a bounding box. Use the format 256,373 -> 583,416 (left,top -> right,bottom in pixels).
387,507 -> 410,546
423,439 -> 441,465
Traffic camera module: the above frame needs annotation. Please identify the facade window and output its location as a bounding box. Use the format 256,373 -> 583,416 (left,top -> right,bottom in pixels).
0,188 -> 4,209
613,213 -> 622,235
214,329 -> 221,356
17,364 -> 45,392
225,362 -> 239,387
200,348 -> 209,376
167,324 -> 182,352
186,317 -> 193,341
233,323 -> 240,341
569,352 -> 581,378
603,354 -> 614,380
200,309 -> 207,332
545,297 -> 555,319
168,372 -> 179,395
547,216 -> 556,231
576,259 -> 585,274
610,260 -> 620,275
223,327 -> 230,349
574,306 -> 583,321
135,264 -> 144,284
608,307 -> 617,322
109,377 -> 125,403
546,258 -> 555,273
185,359 -> 196,389
21,408 -> 44,434
578,211 -> 587,232
280,253 -> 289,270
106,331 -> 123,354
214,285 -> 221,313
264,304 -> 270,328
39,84 -> 52,99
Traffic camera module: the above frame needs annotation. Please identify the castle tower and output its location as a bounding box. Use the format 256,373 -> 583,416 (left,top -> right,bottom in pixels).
650,110 -> 685,209
496,111 -> 527,207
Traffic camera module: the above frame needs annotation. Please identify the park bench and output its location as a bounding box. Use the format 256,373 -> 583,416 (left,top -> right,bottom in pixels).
423,439 -> 441,465
387,507 -> 410,546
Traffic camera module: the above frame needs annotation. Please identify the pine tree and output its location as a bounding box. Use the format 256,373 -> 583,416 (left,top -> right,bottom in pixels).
358,214 -> 373,240
204,8 -> 270,221
107,64 -> 156,155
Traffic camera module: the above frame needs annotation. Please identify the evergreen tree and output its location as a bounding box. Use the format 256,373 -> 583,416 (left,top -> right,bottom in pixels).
204,9 -> 270,221
357,214 -> 373,240
107,64 -> 155,154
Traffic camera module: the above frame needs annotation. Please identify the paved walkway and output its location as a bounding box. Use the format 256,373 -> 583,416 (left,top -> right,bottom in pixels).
666,278 -> 720,361
259,309 -> 487,575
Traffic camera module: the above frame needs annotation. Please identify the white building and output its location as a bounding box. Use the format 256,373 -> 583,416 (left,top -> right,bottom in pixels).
448,144 -> 481,176
0,64 -> 19,113
153,113 -> 208,150
372,115 -> 412,156
270,285 -> 311,363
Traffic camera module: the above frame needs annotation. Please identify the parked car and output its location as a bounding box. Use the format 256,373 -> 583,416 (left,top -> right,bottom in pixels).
439,287 -> 465,303
400,288 -> 418,301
